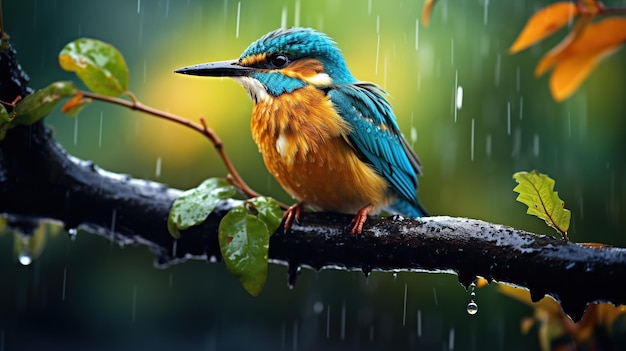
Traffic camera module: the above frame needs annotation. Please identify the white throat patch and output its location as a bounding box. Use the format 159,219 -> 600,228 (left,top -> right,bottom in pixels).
232,77 -> 269,103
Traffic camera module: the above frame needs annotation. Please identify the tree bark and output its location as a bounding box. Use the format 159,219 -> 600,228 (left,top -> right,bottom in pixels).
1,36 -> 625,323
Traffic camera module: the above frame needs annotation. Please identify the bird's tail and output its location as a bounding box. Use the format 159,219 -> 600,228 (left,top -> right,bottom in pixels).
387,197 -> 429,218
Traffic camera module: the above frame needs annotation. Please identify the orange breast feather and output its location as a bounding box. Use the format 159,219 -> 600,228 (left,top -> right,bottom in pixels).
250,86 -> 391,214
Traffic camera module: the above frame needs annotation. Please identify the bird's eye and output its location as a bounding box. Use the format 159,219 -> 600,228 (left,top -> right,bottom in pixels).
270,54 -> 289,68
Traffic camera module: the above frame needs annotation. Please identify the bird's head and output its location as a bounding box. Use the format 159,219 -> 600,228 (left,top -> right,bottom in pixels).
175,27 -> 356,102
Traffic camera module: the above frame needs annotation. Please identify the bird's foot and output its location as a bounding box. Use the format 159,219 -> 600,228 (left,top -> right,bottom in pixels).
283,202 -> 305,232
350,204 -> 374,235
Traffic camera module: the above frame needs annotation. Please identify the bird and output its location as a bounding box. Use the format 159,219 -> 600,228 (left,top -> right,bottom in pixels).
175,27 -> 427,234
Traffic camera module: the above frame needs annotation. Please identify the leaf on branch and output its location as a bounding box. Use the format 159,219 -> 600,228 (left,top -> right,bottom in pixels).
218,205 -> 271,296
513,170 -> 571,241
167,178 -> 237,239
59,38 -> 129,97
509,2 -> 579,54
535,17 -> 626,101
61,93 -> 92,118
498,283 -> 626,350
0,105 -> 12,140
246,196 -> 283,235
11,81 -> 77,126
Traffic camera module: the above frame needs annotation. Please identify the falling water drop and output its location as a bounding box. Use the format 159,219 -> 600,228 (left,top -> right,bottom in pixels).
467,302 -> 479,315
62,267 -> 67,301
294,0 -> 301,27
467,280 -> 479,315
402,283 -> 408,326
235,1 -> 241,38
67,228 -> 78,241
417,309 -> 422,337
340,300 -> 346,340
73,116 -> 79,145
98,111 -> 103,147
326,305 -> 331,339
280,6 -> 288,28
313,301 -> 324,314
155,157 -> 162,178
415,18 -> 419,50
470,118 -> 475,161
18,249 -> 32,266
287,263 -> 301,289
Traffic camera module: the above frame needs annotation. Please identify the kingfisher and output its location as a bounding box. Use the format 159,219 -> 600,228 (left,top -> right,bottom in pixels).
175,27 -> 427,234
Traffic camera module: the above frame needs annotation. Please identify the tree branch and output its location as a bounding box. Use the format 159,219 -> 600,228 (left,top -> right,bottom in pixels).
2,35 -> 625,323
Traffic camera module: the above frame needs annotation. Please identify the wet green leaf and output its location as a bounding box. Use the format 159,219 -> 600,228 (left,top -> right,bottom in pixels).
167,178 -> 237,239
12,81 -> 77,126
513,170 -> 571,240
0,105 -> 12,140
218,205 -> 270,296
59,38 -> 129,96
247,196 -> 282,235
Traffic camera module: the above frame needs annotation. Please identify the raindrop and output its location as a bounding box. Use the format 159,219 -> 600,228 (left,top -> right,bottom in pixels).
415,18 -> 419,50
449,327 -> 455,350
313,301 -> 324,314
98,111 -> 103,147
136,0 -> 141,14
131,284 -> 138,322
169,272 -> 174,288
367,0 -> 372,14
485,134 -> 492,157
467,280 -> 479,315
340,300 -> 346,340
375,34 -> 380,75
483,0 -> 489,25
292,320 -> 299,351
280,7 -> 288,28
293,0 -> 301,27
235,1 -> 241,38
494,53 -> 501,87
507,101 -> 511,135
519,96 -> 524,120
470,118 -> 475,161
172,240 -> 178,258
287,263 -> 301,289
73,116 -> 79,145
155,157 -> 162,178
456,85 -> 463,110
62,267 -> 67,301
67,228 -> 78,241
376,15 -> 380,34
515,65 -> 520,92
467,302 -> 479,315
432,287 -> 439,305
326,305 -> 331,339
402,283 -> 408,326
110,209 -> 117,242
417,309 -> 422,337
533,133 -> 540,157
18,248 -> 32,266
454,70 -> 459,122
392,272 -> 398,281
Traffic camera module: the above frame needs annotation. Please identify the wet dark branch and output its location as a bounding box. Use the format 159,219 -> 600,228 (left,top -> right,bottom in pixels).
2,37 -> 625,323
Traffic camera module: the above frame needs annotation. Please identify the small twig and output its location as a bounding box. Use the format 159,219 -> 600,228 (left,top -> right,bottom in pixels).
0,96 -> 22,109
79,90 -> 272,203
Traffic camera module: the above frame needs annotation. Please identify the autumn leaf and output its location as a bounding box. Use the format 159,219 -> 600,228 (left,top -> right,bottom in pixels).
421,0 -> 437,27
535,18 -> 626,101
509,2 -> 579,54
512,170 -> 571,241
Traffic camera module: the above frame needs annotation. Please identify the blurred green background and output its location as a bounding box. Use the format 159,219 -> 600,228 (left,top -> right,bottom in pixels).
2,0 -> 625,350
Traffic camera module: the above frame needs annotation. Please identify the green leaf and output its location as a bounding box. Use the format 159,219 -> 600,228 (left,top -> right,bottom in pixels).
59,38 -> 129,96
513,170 -> 571,240
218,205 -> 270,296
247,196 -> 283,235
167,178 -> 237,239
12,81 -> 77,126
0,105 -> 11,140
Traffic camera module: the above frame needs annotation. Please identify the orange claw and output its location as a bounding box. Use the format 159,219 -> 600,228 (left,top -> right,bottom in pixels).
350,203 -> 374,235
283,202 -> 305,231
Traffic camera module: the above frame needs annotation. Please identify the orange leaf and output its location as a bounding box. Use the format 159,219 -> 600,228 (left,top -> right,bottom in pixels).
421,0 -> 437,27
61,93 -> 85,113
509,2 -> 578,54
547,18 -> 626,101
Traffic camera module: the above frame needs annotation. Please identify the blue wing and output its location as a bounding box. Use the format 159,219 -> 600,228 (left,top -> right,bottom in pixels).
327,82 -> 426,216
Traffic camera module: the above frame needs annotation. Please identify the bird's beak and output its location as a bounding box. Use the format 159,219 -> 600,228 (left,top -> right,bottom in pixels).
174,59 -> 253,77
